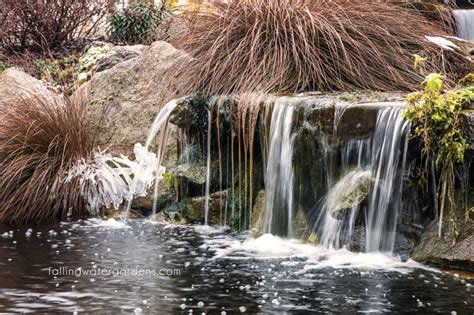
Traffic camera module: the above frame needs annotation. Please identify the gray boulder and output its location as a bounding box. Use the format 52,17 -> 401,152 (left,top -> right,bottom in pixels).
83,41 -> 192,156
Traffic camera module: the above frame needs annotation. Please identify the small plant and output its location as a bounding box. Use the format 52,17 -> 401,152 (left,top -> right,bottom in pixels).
163,172 -> 178,193
32,55 -> 80,94
404,73 -> 474,243
0,60 -> 6,74
109,1 -> 169,44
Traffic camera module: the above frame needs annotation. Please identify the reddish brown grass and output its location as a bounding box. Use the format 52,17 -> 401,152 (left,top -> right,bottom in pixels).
0,86 -> 93,222
172,0 -> 472,95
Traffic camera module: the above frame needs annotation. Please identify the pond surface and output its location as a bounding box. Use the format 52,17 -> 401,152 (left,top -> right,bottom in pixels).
0,218 -> 472,313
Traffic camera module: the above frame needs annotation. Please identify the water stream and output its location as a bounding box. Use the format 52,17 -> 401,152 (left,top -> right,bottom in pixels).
262,100 -> 296,237
315,107 -> 409,252
453,9 -> 474,41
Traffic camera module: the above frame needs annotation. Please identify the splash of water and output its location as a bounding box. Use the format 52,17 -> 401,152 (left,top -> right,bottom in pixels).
453,9 -> 474,41
262,100 -> 295,237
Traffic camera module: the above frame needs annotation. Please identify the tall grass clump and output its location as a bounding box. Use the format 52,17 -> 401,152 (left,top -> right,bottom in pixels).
173,0 -> 472,95
0,86 -> 93,222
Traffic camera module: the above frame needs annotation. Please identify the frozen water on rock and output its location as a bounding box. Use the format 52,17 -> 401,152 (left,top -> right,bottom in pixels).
66,99 -> 179,217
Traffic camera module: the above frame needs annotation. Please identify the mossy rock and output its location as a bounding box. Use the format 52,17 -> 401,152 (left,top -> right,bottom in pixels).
182,190 -> 228,225
251,190 -> 265,237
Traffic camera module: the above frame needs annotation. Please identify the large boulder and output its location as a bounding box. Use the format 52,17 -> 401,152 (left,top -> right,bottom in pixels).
411,222 -> 474,271
0,67 -> 59,109
83,41 -> 192,156
77,41 -> 147,86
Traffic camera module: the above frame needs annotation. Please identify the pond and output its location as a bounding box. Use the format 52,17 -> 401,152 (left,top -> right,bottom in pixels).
0,218 -> 472,313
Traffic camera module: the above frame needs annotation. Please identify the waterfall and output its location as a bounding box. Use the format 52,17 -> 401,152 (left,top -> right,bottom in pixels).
365,107 -> 410,252
453,9 -> 474,41
317,139 -> 371,249
317,107 -> 409,253
204,110 -> 212,225
262,100 -> 295,237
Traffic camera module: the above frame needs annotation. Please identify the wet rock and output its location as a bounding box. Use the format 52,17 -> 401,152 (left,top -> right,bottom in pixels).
183,190 -> 228,225
307,232 -> 320,244
411,222 -> 474,272
177,163 -> 207,185
293,209 -> 312,241
251,190 -> 265,236
461,110 -> 474,154
169,93 -> 209,132
326,169 -> 372,218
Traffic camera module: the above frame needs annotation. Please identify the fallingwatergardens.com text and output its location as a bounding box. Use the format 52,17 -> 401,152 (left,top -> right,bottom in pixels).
48,266 -> 181,278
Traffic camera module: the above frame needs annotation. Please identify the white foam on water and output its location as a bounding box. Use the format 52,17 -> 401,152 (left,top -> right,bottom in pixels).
198,231 -> 438,273
83,218 -> 130,229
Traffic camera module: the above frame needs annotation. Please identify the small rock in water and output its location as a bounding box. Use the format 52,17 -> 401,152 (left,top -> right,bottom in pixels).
239,306 -> 246,313
400,255 -> 409,263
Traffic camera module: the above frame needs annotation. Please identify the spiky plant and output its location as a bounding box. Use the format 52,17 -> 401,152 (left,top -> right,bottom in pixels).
0,86 -> 93,222
173,0 -> 472,95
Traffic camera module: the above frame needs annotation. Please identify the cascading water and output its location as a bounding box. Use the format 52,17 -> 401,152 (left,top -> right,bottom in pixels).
453,9 -> 474,41
204,110 -> 212,225
365,107 -> 410,252
317,107 -> 410,253
262,100 -> 295,237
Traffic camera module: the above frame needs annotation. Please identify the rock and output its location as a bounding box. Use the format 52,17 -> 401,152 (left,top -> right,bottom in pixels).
0,67 -> 59,109
78,41 -> 146,74
411,222 -> 474,271
326,169 -> 372,218
82,41 -> 192,156
183,190 -> 228,225
251,190 -> 265,236
177,163 -> 207,185
307,232 -> 320,244
461,110 -> 474,154
292,208 -> 312,240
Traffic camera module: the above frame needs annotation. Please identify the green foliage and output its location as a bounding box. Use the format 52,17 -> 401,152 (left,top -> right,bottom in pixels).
163,173 -> 178,193
109,1 -> 168,44
32,55 -> 79,93
404,73 -> 474,242
0,61 -> 6,74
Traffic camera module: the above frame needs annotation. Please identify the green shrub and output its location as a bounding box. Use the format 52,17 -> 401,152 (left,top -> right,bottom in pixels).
109,1 -> 168,44
404,73 -> 474,242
